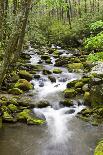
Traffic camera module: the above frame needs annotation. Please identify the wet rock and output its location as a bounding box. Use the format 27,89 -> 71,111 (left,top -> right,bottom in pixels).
59,99 -> 73,107
55,58 -> 68,67
59,78 -> 67,82
48,76 -> 56,83
43,69 -> 52,75
39,80 -> 44,87
36,101 -> 50,108
33,74 -> 41,79
65,109 -> 75,114
33,110 -> 46,120
18,70 -> 32,81
41,55 -> 50,60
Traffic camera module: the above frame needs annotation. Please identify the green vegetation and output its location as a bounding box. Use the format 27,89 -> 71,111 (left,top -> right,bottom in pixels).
87,52 -> 103,62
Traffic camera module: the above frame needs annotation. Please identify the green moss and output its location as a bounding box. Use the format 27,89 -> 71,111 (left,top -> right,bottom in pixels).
3,111 -> 14,122
64,88 -> 76,98
17,109 -> 45,125
94,140 -> 103,155
84,92 -> 91,102
75,81 -> 84,88
67,63 -> 84,71
18,70 -> 32,81
8,104 -> 18,112
15,79 -> 33,91
53,68 -> 62,74
9,88 -> 23,95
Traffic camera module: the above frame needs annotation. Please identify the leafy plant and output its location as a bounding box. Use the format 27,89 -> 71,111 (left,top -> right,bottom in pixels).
87,52 -> 103,62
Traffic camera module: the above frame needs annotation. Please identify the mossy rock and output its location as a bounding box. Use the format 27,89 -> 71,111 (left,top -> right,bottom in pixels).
48,76 -> 56,83
0,100 -> 7,106
41,55 -> 50,60
75,81 -> 84,88
59,99 -> 73,107
8,104 -> 18,112
10,72 -> 19,82
55,58 -> 68,67
53,68 -> 62,74
8,88 -> 23,95
67,80 -> 78,88
17,109 -> 45,125
84,92 -> 91,105
8,98 -> 19,106
18,70 -> 32,81
67,63 -> 84,71
43,69 -> 52,75
2,111 -> 15,122
45,59 -> 52,64
64,88 -> 76,98
90,85 -> 103,107
15,79 -> 33,91
94,140 -> 103,155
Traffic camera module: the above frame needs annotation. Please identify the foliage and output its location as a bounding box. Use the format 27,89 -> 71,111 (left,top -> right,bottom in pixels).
90,20 -> 103,31
84,32 -> 103,50
87,52 -> 103,62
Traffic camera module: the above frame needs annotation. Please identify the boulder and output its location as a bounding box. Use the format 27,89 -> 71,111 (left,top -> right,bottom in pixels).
18,70 -> 32,81
8,88 -> 23,95
94,140 -> 103,155
14,79 -> 33,91
59,99 -> 73,107
64,88 -> 76,98
53,68 -> 62,74
48,76 -> 56,83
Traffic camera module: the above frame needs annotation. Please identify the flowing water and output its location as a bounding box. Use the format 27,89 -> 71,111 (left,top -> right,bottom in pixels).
0,47 -> 103,155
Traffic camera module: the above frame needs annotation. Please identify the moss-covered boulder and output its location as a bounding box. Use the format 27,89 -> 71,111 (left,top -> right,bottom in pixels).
75,81 -> 84,88
84,92 -> 91,106
2,111 -> 15,122
67,63 -> 84,72
94,140 -> 103,155
90,84 -> 103,107
48,76 -> 56,83
43,69 -> 52,75
67,80 -> 78,88
55,58 -> 68,67
35,100 -> 50,108
59,99 -> 73,107
14,79 -> 33,91
41,55 -> 50,60
18,70 -> 32,81
8,88 -> 23,95
64,88 -> 76,98
8,104 -> 18,112
53,68 -> 62,74
45,59 -> 52,64
17,109 -> 45,125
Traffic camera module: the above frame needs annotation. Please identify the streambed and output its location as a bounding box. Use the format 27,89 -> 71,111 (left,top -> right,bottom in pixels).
0,47 -> 103,155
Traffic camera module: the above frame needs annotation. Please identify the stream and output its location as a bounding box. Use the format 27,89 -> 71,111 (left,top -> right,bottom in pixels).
0,47 -> 103,155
